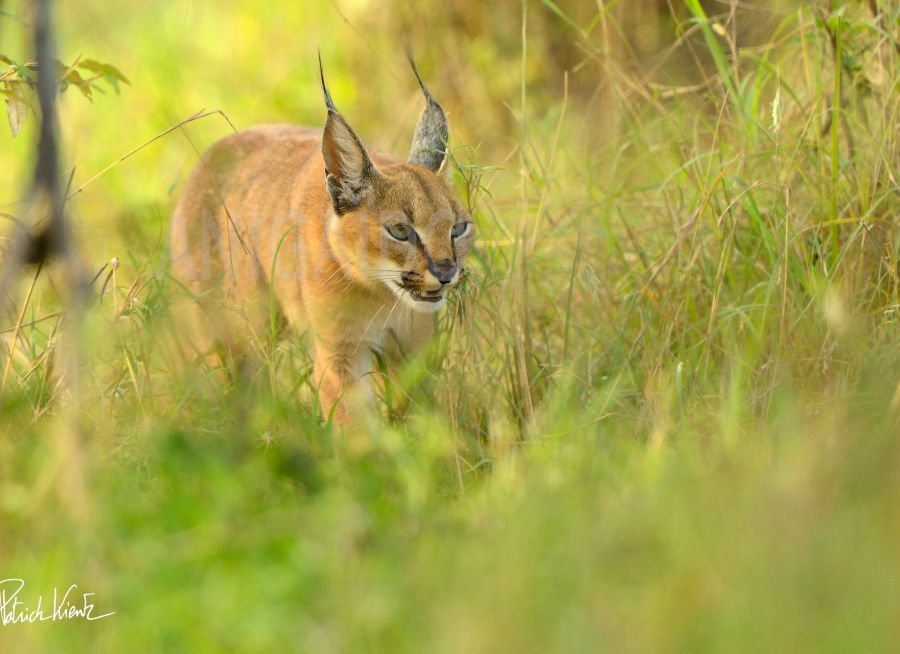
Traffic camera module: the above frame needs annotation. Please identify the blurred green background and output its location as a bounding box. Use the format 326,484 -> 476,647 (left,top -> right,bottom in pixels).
1,1 -> 899,652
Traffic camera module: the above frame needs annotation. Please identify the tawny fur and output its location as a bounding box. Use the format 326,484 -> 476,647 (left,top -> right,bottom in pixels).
170,119 -> 474,422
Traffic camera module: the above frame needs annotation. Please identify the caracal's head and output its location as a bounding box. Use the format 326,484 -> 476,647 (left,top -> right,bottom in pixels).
318,56 -> 475,313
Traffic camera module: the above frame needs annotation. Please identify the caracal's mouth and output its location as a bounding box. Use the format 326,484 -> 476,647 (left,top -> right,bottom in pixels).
409,289 -> 443,303
392,282 -> 446,311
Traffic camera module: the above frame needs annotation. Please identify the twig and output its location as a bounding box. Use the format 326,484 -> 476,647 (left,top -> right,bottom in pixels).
0,261 -> 42,393
66,108 -> 238,201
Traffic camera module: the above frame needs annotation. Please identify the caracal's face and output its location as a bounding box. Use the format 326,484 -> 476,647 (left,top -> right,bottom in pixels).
328,163 -> 475,313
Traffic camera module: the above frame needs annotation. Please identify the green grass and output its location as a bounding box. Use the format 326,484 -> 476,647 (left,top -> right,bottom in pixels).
1,1 -> 899,652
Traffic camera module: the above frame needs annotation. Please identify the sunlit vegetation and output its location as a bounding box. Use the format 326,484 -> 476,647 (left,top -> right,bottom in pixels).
1,1 -> 898,651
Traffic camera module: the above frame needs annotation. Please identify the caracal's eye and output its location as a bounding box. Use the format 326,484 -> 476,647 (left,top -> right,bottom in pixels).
386,223 -> 412,241
451,221 -> 470,239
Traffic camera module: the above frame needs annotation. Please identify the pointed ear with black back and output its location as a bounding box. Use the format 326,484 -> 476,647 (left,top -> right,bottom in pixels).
322,111 -> 380,215
407,55 -> 449,173
318,52 -> 381,214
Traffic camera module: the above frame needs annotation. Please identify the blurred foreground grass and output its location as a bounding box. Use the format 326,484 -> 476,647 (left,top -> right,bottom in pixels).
1,1 -> 899,652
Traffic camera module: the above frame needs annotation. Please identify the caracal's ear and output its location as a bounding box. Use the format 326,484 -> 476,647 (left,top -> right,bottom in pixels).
407,55 -> 449,173
318,53 -> 381,215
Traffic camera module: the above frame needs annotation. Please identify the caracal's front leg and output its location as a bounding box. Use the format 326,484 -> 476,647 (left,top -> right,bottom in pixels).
313,341 -> 373,424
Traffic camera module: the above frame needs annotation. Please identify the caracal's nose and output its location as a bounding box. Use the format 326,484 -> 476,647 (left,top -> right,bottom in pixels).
431,259 -> 457,284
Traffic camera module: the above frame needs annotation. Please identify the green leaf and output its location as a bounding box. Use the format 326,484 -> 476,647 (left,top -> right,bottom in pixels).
5,83 -> 27,137
684,0 -> 740,108
61,67 -> 94,101
11,60 -> 32,83
77,59 -> 130,93
826,7 -> 848,32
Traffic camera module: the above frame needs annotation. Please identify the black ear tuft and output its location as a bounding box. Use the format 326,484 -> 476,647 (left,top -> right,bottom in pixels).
317,49 -> 337,113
